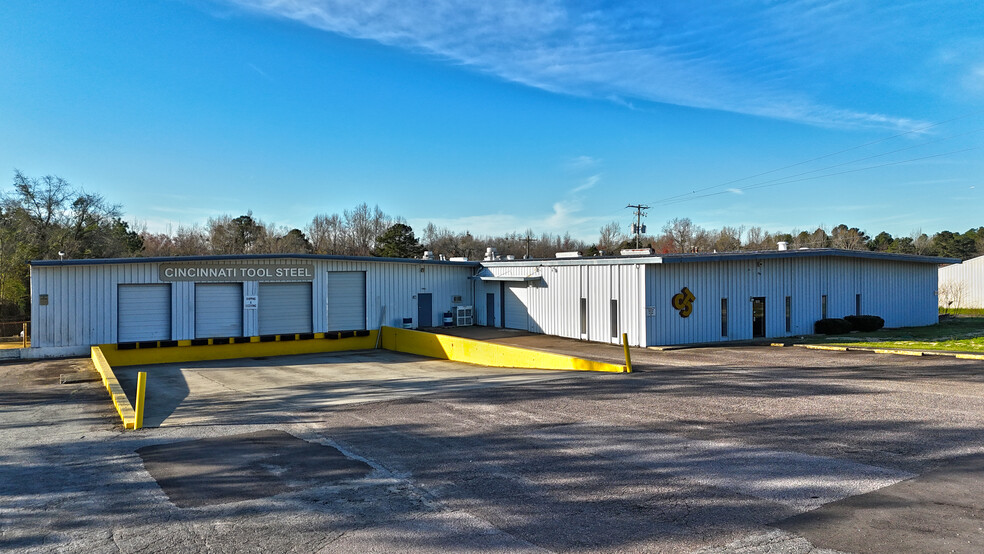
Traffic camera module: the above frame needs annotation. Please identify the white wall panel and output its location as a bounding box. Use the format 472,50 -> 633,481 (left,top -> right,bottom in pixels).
939,256 -> 984,309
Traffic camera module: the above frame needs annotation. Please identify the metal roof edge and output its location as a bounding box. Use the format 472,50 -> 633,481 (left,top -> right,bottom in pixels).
654,248 -> 958,265
29,253 -> 481,268
480,256 -> 662,267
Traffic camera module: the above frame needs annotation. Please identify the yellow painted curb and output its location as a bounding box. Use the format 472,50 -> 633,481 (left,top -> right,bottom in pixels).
380,326 -> 627,373
91,346 -> 137,429
802,345 -> 849,351
956,353 -> 984,360
770,343 -> 789,347
873,349 -> 923,356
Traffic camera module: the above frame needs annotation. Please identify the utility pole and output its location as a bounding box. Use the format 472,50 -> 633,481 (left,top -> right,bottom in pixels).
522,231 -> 538,259
626,204 -> 649,248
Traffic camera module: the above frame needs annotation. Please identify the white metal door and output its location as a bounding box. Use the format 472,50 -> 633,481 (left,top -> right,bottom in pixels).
503,283 -> 529,330
118,284 -> 171,342
195,283 -> 243,338
326,271 -> 367,330
258,282 -> 312,335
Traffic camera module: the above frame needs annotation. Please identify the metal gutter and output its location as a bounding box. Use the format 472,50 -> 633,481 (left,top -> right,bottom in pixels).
30,253 -> 481,268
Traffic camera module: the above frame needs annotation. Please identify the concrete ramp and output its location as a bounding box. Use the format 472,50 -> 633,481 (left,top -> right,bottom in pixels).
379,326 -> 627,373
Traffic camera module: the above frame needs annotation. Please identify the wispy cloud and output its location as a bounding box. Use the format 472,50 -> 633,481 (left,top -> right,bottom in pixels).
727,188 -> 743,195
571,174 -> 600,194
248,62 -> 273,81
220,0 -> 936,130
408,173 -> 609,239
565,155 -> 600,171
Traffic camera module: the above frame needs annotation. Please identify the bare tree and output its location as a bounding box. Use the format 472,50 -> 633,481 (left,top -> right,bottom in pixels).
597,221 -> 624,253
712,226 -> 743,252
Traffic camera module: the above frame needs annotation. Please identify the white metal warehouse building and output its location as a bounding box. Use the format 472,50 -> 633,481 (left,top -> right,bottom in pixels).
938,255 -> 984,309
477,249 -> 951,347
30,255 -> 476,357
28,249 -> 954,357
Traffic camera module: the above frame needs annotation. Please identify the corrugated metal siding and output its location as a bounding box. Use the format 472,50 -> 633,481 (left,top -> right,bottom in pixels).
480,263 -> 647,346
30,258 -> 474,348
646,256 -> 939,345
939,256 -> 984,309
29,254 -> 936,350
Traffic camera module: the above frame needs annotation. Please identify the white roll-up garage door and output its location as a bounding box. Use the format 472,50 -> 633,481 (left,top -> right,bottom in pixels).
118,284 -> 171,342
258,282 -> 312,335
326,271 -> 367,330
195,283 -> 243,338
504,283 -> 529,330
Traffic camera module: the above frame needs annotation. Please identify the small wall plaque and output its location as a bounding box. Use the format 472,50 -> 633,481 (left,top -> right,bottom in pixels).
39,294 -> 49,306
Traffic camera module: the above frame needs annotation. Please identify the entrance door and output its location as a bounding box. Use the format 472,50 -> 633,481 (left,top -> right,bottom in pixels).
417,293 -> 432,328
486,293 -> 496,327
752,297 -> 766,338
504,284 -> 529,330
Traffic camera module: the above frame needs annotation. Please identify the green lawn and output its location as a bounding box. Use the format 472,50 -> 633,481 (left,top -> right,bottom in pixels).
940,307 -> 984,317
814,317 -> 984,353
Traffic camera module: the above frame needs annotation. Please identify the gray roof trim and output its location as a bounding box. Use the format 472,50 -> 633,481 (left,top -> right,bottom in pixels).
482,256 -> 660,267
481,248 -> 957,267
656,248 -> 958,265
30,253 -> 481,268
470,275 -> 544,282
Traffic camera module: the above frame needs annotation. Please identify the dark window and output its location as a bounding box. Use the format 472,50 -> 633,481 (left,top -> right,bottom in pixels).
856,294 -> 862,316
580,298 -> 587,334
785,296 -> 792,333
822,295 -> 828,319
610,299 -> 618,338
721,298 -> 728,337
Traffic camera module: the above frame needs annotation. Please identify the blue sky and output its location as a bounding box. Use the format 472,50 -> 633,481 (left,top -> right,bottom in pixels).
1,0 -> 982,242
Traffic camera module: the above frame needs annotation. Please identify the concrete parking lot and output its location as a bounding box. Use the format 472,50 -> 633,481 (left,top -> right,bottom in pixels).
3,341 -> 984,552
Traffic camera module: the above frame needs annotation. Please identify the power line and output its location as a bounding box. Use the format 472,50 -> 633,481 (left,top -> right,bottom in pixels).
659,146 -> 982,206
651,110 -> 984,205
667,126 -> 984,201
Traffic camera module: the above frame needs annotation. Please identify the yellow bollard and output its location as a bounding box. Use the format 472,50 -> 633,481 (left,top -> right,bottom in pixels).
22,323 -> 27,348
622,332 -> 633,373
135,371 -> 147,430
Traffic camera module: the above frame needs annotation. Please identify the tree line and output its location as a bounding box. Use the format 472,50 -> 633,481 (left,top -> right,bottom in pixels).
3,171 -> 982,319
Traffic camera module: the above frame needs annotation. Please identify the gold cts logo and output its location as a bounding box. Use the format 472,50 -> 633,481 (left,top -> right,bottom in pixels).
671,287 -> 695,318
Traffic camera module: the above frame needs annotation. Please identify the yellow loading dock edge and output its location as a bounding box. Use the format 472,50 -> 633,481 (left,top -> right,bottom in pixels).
92,328 -> 626,430
100,332 -> 378,367
380,326 -> 628,373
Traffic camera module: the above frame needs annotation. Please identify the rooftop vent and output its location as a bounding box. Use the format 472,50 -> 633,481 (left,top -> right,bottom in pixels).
448,256 -> 469,262
777,241 -> 788,251
484,247 -> 498,261
555,251 -> 583,258
620,248 -> 655,256
421,251 -> 435,260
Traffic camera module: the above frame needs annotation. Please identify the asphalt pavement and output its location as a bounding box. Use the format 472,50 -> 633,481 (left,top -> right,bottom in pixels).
3,342 -> 984,552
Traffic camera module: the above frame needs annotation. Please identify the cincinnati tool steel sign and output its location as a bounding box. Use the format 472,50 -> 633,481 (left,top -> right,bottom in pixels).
159,262 -> 315,282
